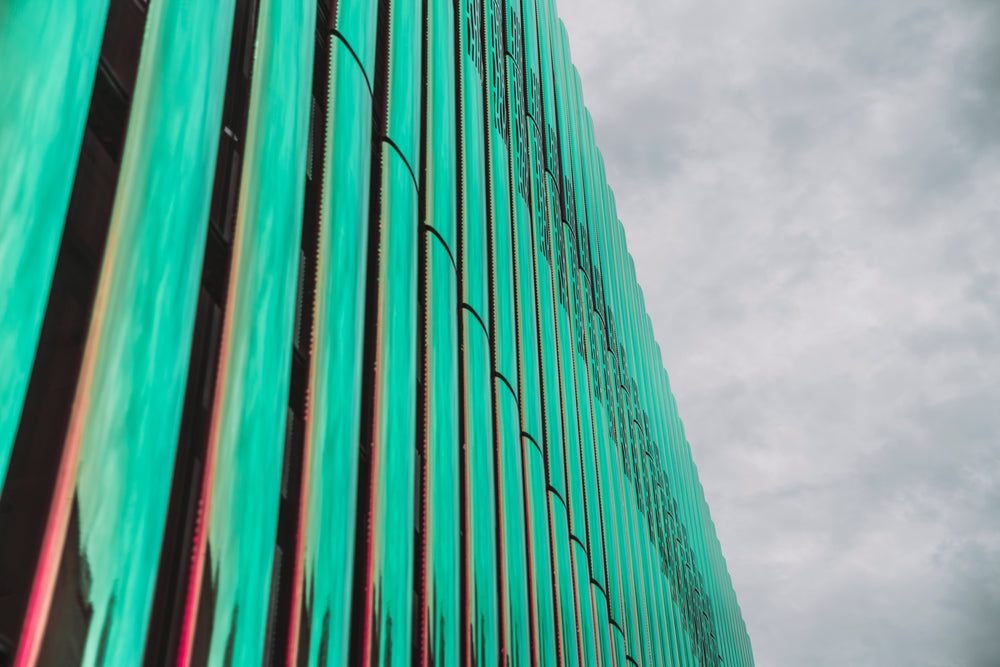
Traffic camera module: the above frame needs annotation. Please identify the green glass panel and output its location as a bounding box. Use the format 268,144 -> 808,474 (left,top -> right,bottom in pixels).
420,232 -> 460,667
536,173 -> 566,498
614,450 -> 646,664
611,623 -> 628,667
485,4 -> 531,663
333,0 -> 379,79
424,0 -> 458,250
606,378 -> 644,664
548,492 -> 580,666
457,0 -> 490,329
620,367 -> 660,662
649,466 -> 682,665
660,528 -> 687,667
555,225 -> 586,537
493,380 -> 531,666
570,71 -> 597,260
518,0 -> 542,124
590,322 -> 626,631
362,142 -> 419,666
570,540 -> 598,667
460,309 -> 499,665
532,0 -> 560,174
184,0 -> 315,663
579,108 -> 606,318
558,60 -> 589,281
591,584 -> 614,667
633,349 -> 671,662
620,270 -> 672,667
484,0 -> 517,390
574,279 -> 608,593
359,0 -> 422,659
512,203 -> 544,433
592,203 -> 633,660
507,33 -> 543,442
547,20 -> 576,231
380,0 -> 421,170
456,2 -> 498,662
602,218 -> 646,665
660,514 -> 685,666
419,0 -> 459,662
604,240 -> 654,666
295,33 -> 374,667
641,452 -> 673,664
20,0 -> 239,662
522,0 -> 571,516
625,435 -> 657,667
0,0 -> 110,489
505,12 -> 561,658
542,14 -> 594,553
524,441 -> 558,667
593,380 -> 628,631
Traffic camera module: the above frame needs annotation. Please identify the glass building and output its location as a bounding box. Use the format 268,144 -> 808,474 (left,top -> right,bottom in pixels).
0,0 -> 755,665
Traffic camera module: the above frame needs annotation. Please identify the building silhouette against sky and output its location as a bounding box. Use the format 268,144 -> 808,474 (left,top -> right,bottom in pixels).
0,0 -> 754,665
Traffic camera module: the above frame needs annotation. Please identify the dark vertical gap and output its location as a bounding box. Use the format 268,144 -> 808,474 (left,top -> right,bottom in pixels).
0,0 -> 148,656
140,0 -> 260,660
263,2 -> 329,662
347,0 -> 392,662
413,0 -> 432,664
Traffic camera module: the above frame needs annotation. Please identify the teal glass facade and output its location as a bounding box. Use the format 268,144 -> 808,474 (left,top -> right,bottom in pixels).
0,0 -> 754,665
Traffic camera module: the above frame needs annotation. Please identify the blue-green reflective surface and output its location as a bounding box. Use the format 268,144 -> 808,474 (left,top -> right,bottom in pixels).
0,0 -> 109,491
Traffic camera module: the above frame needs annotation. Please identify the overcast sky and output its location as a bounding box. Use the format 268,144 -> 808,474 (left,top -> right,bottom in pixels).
557,0 -> 1000,665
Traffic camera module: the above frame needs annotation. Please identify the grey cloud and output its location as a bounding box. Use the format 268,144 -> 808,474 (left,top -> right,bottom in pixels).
559,0 -> 1000,665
